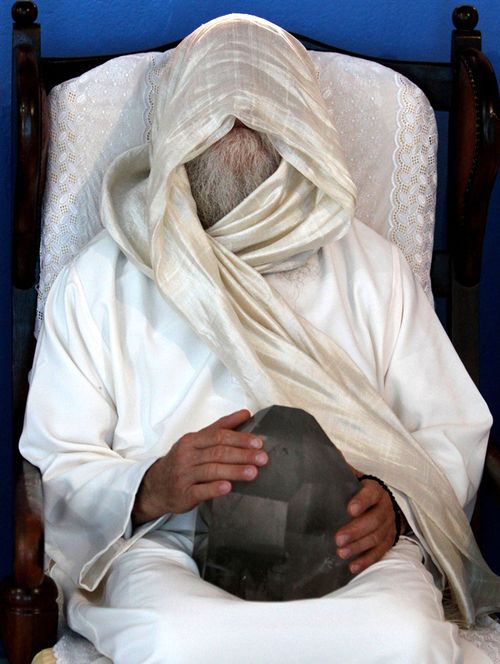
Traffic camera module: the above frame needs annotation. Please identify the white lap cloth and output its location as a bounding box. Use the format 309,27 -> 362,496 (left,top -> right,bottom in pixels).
63,537 -> 487,664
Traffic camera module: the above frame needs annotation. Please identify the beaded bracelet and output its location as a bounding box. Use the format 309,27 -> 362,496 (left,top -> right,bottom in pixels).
359,474 -> 402,546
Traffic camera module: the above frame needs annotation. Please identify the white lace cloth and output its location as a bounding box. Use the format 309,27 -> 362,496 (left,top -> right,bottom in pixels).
37,49 -> 437,336
460,617 -> 500,663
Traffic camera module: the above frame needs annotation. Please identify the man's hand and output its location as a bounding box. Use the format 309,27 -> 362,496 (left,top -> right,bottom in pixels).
132,409 -> 268,525
334,476 -> 402,575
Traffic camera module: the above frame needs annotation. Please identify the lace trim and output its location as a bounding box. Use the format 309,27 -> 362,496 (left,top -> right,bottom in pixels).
390,74 -> 437,301
53,628 -> 111,663
459,616 -> 500,663
144,52 -> 168,142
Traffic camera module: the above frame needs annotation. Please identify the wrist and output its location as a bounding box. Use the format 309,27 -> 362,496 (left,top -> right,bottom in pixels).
359,474 -> 403,546
132,458 -> 166,525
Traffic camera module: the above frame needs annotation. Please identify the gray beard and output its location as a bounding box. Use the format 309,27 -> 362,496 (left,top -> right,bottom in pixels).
185,128 -> 280,229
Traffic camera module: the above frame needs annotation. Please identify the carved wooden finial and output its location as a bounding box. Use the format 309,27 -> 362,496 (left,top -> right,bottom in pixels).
11,1 -> 38,25
452,5 -> 479,31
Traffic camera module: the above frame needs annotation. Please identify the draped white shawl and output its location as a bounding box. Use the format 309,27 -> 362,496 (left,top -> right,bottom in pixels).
101,14 -> 500,624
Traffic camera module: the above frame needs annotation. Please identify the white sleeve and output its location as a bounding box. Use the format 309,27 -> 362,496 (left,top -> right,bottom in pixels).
19,264 -> 166,591
383,248 -> 492,513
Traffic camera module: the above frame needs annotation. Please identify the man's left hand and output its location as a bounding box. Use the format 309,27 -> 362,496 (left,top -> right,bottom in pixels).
334,477 -> 400,575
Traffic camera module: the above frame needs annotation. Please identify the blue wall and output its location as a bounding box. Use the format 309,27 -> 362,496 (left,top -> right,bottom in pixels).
1,0 -> 499,583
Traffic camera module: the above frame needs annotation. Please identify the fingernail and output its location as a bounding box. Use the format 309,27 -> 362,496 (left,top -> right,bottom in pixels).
350,502 -> 361,516
219,482 -> 231,494
250,437 -> 263,449
338,548 -> 350,559
255,452 -> 268,465
350,563 -> 361,574
336,534 -> 349,546
244,466 -> 257,479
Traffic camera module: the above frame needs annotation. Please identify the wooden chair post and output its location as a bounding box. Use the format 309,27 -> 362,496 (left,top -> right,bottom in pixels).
448,6 -> 500,385
0,4 -> 59,663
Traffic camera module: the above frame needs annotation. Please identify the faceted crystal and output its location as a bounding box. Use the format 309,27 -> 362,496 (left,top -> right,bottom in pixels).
194,405 -> 360,600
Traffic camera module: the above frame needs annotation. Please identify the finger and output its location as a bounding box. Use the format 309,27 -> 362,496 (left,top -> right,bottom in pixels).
205,409 -> 251,432
346,543 -> 391,575
195,444 -> 268,468
335,508 -> 384,547
189,480 -> 233,506
337,520 -> 393,560
347,479 -> 384,517
335,490 -> 394,546
188,409 -> 262,451
190,427 -> 264,451
191,461 -> 262,484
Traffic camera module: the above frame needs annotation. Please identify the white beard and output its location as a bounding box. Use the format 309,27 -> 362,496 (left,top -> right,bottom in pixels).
185,127 -> 280,229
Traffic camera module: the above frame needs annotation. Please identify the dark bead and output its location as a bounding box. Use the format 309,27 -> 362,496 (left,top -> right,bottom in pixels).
12,1 -> 38,25
452,5 -> 479,31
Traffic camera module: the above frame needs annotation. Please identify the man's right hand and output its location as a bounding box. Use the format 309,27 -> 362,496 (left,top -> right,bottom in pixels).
132,409 -> 267,525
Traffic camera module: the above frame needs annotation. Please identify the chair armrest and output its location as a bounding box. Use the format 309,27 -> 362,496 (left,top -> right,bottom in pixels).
14,461 -> 46,590
0,461 -> 58,664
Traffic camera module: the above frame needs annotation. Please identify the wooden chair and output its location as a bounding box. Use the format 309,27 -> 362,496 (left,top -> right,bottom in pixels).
1,2 -> 499,662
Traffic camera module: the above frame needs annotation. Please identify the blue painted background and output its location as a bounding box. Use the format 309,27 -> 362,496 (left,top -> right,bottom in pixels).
1,0 -> 499,585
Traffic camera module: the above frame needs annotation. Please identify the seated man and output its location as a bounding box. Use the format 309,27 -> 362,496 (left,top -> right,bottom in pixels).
21,14 -> 500,664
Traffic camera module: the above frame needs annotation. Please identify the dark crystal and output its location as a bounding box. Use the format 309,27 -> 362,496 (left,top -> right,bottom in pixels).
194,405 -> 360,601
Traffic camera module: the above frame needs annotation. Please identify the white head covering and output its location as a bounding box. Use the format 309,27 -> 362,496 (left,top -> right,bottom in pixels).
102,13 -> 358,401
104,13 -> 356,268
101,14 -> 500,623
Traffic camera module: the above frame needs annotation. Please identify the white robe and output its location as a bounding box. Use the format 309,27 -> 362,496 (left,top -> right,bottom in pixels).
20,220 -> 492,662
